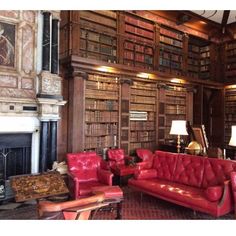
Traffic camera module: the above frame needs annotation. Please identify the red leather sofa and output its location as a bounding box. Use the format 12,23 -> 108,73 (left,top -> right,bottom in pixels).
129,150 -> 236,217
231,172 -> 236,217
66,152 -> 113,199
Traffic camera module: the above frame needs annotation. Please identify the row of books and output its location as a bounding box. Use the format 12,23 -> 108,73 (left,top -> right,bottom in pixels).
199,72 -> 210,79
159,43 -> 183,54
165,114 -> 186,126
85,123 -> 118,136
200,58 -> 210,65
165,96 -> 186,105
132,81 -> 156,90
188,65 -> 199,73
226,63 -> 236,70
160,28 -> 183,40
131,95 -> 156,104
200,65 -> 210,72
88,74 -> 118,83
124,51 -> 153,64
226,42 -> 236,50
130,131 -> 156,142
125,32 -> 153,44
130,142 -> 155,152
200,45 -> 210,52
86,89 -> 118,100
159,58 -> 182,69
79,51 -> 117,63
160,51 -> 183,62
125,24 -> 154,39
124,60 -> 153,70
86,80 -> 118,91
188,44 -> 200,53
125,15 -> 154,31
131,88 -> 156,97
225,70 -> 236,77
130,120 -> 155,130
85,99 -> 118,111
85,111 -> 118,122
124,41 -> 153,55
188,58 -> 199,66
225,95 -> 236,101
225,114 -> 236,121
130,103 -> 155,112
187,71 -> 199,78
227,49 -> 236,56
200,51 -> 210,58
165,104 -> 186,115
84,135 -> 117,149
160,35 -> 183,48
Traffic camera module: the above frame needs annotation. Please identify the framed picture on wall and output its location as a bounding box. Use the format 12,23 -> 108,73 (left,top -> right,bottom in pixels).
192,125 -> 209,151
0,21 -> 16,68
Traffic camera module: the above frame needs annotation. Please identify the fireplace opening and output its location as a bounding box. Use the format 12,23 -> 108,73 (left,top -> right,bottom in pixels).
0,133 -> 32,200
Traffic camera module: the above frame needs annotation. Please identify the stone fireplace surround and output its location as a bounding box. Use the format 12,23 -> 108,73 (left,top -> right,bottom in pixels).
0,116 -> 40,174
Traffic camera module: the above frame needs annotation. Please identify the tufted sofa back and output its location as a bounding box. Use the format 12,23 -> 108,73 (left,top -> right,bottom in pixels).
66,152 -> 101,182
202,158 -> 236,188
172,154 -> 205,188
153,151 -> 178,181
107,149 -> 125,165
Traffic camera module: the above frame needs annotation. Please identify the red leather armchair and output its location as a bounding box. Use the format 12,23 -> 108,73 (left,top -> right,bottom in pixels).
107,149 -> 137,184
136,149 -> 154,170
231,172 -> 236,218
66,152 -> 113,199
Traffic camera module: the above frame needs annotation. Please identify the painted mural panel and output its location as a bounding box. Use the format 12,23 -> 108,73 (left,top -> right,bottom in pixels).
0,21 -> 15,68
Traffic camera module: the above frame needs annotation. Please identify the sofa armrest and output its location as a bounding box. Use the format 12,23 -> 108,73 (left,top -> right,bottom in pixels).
134,168 -> 157,180
67,172 -> 80,199
231,172 -> 236,192
97,169 -> 113,185
218,180 -> 233,212
100,159 -> 110,170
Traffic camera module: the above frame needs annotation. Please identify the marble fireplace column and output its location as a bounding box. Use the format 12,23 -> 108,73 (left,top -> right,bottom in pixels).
51,18 -> 59,74
39,120 -> 49,172
48,120 -> 57,169
42,11 -> 51,71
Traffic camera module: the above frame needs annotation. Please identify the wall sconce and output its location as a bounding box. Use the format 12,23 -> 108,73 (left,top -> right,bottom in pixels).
170,120 -> 188,153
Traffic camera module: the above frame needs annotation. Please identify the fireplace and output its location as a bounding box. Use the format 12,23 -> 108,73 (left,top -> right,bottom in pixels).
0,116 -> 40,200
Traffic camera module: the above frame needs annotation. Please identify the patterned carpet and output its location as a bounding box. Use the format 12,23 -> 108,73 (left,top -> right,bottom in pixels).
0,186 -> 234,220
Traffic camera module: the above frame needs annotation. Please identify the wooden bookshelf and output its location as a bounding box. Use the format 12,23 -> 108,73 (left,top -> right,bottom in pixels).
224,86 -> 236,148
225,40 -> 236,81
123,14 -> 155,70
79,11 -> 117,63
199,44 -> 211,80
84,74 -> 119,154
159,26 -> 183,76
157,83 -> 193,145
129,81 -> 156,155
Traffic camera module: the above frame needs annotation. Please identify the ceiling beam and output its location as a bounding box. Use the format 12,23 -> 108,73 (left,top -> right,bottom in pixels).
221,10 -> 230,27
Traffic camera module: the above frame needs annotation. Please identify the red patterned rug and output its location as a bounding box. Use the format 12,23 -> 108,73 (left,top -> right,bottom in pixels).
0,186 -> 234,220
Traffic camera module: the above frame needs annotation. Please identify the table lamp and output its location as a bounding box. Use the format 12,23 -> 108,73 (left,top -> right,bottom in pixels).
170,120 -> 188,153
229,126 -> 236,147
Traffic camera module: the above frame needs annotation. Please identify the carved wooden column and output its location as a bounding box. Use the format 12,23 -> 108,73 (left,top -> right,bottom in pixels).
67,71 -> 87,152
51,18 -> 59,74
42,11 -> 51,71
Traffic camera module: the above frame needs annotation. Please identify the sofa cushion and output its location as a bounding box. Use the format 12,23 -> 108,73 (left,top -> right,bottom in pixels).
129,178 -> 219,213
172,154 -> 204,188
134,169 -> 157,180
153,151 -> 178,181
204,186 -> 223,202
202,158 -> 236,188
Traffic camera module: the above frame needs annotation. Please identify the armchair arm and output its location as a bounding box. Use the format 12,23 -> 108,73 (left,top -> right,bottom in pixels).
136,161 -> 152,170
231,172 -> 236,192
67,171 -> 80,199
97,169 -> 113,185
134,168 -> 157,180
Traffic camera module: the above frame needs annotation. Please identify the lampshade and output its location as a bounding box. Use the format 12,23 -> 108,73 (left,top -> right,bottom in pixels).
170,120 -> 188,136
229,125 -> 236,146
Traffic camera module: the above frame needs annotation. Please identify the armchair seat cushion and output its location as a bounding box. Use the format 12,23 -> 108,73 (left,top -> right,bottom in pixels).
79,181 -> 108,196
111,164 -> 137,176
91,185 -> 123,199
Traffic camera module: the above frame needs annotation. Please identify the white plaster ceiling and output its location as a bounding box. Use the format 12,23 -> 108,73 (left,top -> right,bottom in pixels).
192,10 -> 236,24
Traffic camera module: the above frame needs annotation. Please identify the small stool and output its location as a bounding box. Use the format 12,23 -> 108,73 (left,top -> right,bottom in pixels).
91,185 -> 123,219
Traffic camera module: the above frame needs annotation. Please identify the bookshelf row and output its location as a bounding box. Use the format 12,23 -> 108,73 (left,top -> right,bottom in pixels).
63,11 -> 218,80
